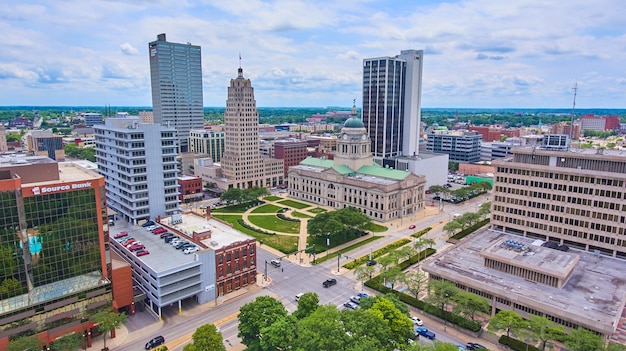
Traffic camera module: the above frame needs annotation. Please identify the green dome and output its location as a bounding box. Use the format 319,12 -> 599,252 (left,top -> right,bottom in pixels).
344,117 -> 364,128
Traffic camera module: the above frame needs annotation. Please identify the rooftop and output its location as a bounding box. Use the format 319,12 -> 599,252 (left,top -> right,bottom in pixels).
422,229 -> 626,334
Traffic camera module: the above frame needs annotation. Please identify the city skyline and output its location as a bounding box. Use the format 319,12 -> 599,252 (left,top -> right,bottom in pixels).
0,1 -> 624,108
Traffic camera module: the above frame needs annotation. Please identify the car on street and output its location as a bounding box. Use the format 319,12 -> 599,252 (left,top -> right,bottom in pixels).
270,259 -> 281,267
113,231 -> 128,239
366,260 -> 377,266
343,301 -> 359,310
136,249 -> 150,257
350,296 -> 361,304
415,327 -> 436,340
295,292 -> 304,301
322,278 -> 337,288
466,343 -> 488,350
410,316 -> 424,326
409,224 -> 416,229
145,336 -> 164,350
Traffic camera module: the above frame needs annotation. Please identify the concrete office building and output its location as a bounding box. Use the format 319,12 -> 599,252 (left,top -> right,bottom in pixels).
426,130 -> 482,163
363,50 -> 423,161
422,229 -> 626,340
217,66 -> 284,189
0,125 -> 7,152
492,144 -> 626,259
94,117 -> 179,224
0,156 -> 110,350
83,112 -> 103,127
288,105 -> 426,222
109,211 -> 256,319
149,33 -> 204,153
26,130 -> 65,161
189,129 -> 225,162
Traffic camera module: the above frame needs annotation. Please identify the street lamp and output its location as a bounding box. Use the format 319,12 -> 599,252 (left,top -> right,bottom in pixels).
443,293 -> 449,331
525,325 -> 531,351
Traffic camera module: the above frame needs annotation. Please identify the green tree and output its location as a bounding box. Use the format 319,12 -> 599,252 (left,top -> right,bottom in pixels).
461,212 -> 480,226
183,323 -> 225,351
487,310 -> 523,337
428,185 -> 445,197
307,211 -> 344,239
366,297 -> 414,348
528,315 -> 566,350
380,266 -> 404,290
238,296 -> 288,351
564,327 -> 603,351
293,292 -> 319,319
50,332 -> 82,351
296,305 -> 347,351
92,310 -> 127,351
451,291 -> 489,321
1,278 -> 24,298
220,188 -> 244,204
402,270 -> 428,299
0,245 -> 18,277
477,201 -> 491,219
395,245 -> 416,264
426,280 -> 458,315
341,309 -> 391,351
354,264 -> 376,288
606,343 -> 626,351
377,254 -> 397,273
7,335 -> 40,351
448,162 -> 459,172
413,238 -> 436,263
360,293 -> 410,316
260,315 -> 297,351
443,221 -> 461,236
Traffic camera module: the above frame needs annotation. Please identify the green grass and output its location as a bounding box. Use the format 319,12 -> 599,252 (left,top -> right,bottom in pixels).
365,223 -> 388,232
278,199 -> 311,209
313,236 -> 382,265
248,215 -> 301,234
291,211 -> 312,218
212,214 -> 298,253
251,204 -> 283,214
212,201 -> 263,213
264,196 -> 282,201
308,207 -> 327,214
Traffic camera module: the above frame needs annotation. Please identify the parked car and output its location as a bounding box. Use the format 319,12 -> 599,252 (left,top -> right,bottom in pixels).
164,236 -> 177,243
113,231 -> 128,239
175,242 -> 189,249
350,296 -> 361,304
160,232 -> 173,239
170,238 -> 182,246
136,249 -> 150,257
152,227 -> 167,234
145,336 -> 164,350
343,301 -> 359,310
410,316 -> 424,326
141,220 -> 156,228
416,327 -> 436,340
184,247 -> 199,255
357,292 -> 370,299
129,244 -> 145,252
295,292 -> 304,301
270,259 -> 281,267
122,239 -> 136,247
118,236 -> 133,243
146,225 -> 158,231
466,343 -> 487,350
322,278 -> 337,288
409,224 -> 416,229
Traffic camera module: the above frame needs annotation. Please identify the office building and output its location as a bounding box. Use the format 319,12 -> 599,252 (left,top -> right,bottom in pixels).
149,33 -> 204,152
288,104 -> 426,222
426,130 -> 481,163
26,130 -> 65,161
362,49 -> 423,161
0,125 -> 7,152
491,145 -> 626,258
0,156 -> 110,349
189,129 -> 225,162
217,66 -> 284,189
83,112 -> 103,127
274,139 -> 309,182
94,117 -> 179,224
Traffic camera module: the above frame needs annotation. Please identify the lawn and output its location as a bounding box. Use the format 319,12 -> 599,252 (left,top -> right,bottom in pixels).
278,199 -> 311,210
308,207 -> 327,214
366,223 -> 388,232
313,236 -> 382,265
248,215 -> 301,234
291,211 -> 312,218
211,214 -> 298,253
264,196 -> 283,201
212,201 -> 263,214
251,204 -> 283,214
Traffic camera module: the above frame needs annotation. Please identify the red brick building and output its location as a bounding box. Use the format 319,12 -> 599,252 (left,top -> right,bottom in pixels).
274,139 -> 309,182
178,175 -> 203,203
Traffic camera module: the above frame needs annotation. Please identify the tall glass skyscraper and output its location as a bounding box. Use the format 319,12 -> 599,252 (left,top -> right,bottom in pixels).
149,33 -> 204,153
362,49 -> 423,160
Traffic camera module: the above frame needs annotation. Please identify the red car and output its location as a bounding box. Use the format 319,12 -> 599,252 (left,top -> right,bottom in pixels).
152,227 -> 167,234
409,225 -> 416,229
122,238 -> 136,247
136,249 -> 150,257
113,231 -> 128,239
129,244 -> 145,252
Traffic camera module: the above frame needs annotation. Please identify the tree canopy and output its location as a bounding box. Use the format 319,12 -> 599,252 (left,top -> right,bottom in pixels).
92,310 -> 127,351
238,296 -> 288,351
183,323 -> 226,351
307,206 -> 372,241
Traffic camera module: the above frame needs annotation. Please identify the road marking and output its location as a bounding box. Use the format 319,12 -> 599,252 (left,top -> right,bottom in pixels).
162,311 -> 240,350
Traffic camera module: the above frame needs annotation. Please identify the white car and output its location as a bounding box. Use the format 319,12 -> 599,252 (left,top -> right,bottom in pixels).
184,247 -> 199,254
170,239 -> 181,246
146,225 -> 158,231
411,316 -> 424,326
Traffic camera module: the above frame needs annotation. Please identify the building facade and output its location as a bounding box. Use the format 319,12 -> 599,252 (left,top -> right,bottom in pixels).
178,175 -> 203,203
94,117 -> 179,224
426,131 -> 481,163
0,157 -> 110,349
362,49 -> 423,160
26,130 -> 65,161
492,146 -> 626,258
83,113 -> 103,127
273,139 -> 309,182
288,106 -> 426,222
189,129 -> 225,162
218,67 -> 284,189
149,33 -> 204,153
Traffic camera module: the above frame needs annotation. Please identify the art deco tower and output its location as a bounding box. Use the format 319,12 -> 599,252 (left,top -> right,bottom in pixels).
149,33 -> 204,153
220,66 -> 265,188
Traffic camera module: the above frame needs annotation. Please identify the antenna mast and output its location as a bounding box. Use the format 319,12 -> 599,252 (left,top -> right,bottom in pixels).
569,82 -> 578,149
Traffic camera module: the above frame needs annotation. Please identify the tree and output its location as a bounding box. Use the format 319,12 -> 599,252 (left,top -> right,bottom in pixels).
204,182 -> 216,190
307,211 -> 344,239
487,310 -> 523,337
183,323 -> 226,351
260,315 -> 297,351
477,201 -> 491,219
92,310 -> 127,351
528,315 -> 566,350
443,221 -> 461,236
395,245 -> 416,264
413,238 -> 436,262
360,293 -> 409,316
606,343 -> 626,351
564,327 -> 603,351
426,280 -> 458,314
461,212 -> 480,226
1,278 -> 24,298
448,162 -> 459,172
429,185 -> 445,197
380,266 -> 404,290
354,264 -> 376,288
366,297 -> 414,348
0,245 -> 18,277
451,291 -> 489,321
7,335 -> 40,351
296,305 -> 347,351
403,270 -> 428,299
293,292 -> 319,319
238,296 -> 288,351
221,188 -> 243,204
50,332 -> 82,351
341,309 -> 392,351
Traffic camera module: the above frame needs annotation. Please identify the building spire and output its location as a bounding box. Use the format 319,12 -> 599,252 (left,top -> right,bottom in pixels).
238,53 -> 243,78
352,98 -> 357,117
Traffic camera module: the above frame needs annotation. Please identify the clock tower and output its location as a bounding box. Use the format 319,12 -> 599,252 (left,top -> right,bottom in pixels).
334,101 -> 373,170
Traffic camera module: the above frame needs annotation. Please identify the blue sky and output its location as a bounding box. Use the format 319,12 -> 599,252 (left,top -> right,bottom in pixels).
0,0 -> 625,108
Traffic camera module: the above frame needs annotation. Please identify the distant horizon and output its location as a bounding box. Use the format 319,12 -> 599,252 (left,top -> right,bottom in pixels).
1,106 -> 626,111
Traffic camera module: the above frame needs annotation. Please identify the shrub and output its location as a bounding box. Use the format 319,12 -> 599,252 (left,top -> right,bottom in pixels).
237,219 -> 276,235
276,213 -> 300,222
450,219 -> 490,240
499,335 -> 541,351
411,227 -> 432,239
343,239 -> 411,269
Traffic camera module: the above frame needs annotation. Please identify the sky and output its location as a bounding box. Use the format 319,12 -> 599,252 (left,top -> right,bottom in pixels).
0,0 -> 625,108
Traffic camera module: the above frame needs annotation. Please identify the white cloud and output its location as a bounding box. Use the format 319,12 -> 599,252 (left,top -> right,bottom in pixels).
120,43 -> 139,55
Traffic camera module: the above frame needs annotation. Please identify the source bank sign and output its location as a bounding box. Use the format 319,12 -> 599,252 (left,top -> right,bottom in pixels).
26,181 -> 93,196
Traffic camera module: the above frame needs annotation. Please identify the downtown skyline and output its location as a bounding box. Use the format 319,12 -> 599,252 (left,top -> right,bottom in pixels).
0,0 -> 625,108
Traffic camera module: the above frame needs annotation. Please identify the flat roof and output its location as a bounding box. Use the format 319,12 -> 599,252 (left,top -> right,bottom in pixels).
167,212 -> 254,250
422,229 -> 626,334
